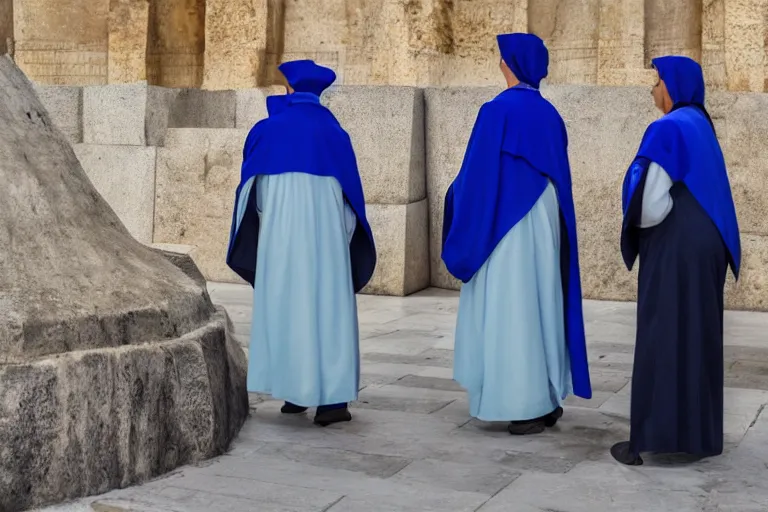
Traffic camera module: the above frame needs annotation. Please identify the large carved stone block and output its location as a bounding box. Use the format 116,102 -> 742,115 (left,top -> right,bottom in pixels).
709,90 -> 768,235
724,0 -> 768,92
529,0 -> 600,84
323,86 -> 426,205
33,84 -> 83,143
13,0 -> 110,86
0,0 -> 12,55
725,234 -> 768,311
107,0 -> 150,84
83,82 -> 177,146
596,0 -> 648,86
74,144 -> 157,244
644,0 -> 703,61
167,89 -> 237,129
147,0 -> 205,88
424,87 -> 498,290
154,128 -> 248,283
203,0 -> 268,89
235,86 -> 283,129
364,200 -> 430,296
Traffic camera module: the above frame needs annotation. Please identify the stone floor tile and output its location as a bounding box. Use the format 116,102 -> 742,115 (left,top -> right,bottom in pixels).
588,369 -> 632,393
597,392 -> 631,419
254,441 -> 412,478
564,390 -> 614,408
363,349 -> 454,368
478,462 -> 708,511
360,330 -> 444,355
389,459 -> 521,494
392,374 -> 465,392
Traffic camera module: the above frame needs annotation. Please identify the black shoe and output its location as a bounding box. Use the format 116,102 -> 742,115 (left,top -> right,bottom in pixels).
544,407 -> 564,427
281,402 -> 308,414
508,419 -> 546,435
610,441 -> 644,466
314,405 -> 352,427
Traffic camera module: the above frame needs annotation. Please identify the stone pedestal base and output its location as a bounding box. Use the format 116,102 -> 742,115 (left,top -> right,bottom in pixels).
0,309 -> 248,512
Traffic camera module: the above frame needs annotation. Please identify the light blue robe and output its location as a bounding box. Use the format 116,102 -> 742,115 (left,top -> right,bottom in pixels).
234,172 -> 359,407
453,182 -> 572,421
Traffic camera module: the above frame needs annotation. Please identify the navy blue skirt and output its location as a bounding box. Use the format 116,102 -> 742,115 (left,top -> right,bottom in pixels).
625,182 -> 728,456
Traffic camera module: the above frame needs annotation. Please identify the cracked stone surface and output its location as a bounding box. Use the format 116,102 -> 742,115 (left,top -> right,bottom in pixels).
40,284 -> 768,512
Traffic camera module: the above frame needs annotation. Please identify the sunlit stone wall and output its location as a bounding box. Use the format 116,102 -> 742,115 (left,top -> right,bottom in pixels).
6,0 -> 768,92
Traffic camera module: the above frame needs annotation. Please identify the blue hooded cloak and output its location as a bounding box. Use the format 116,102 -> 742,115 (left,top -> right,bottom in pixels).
621,56 -> 741,277
226,60 -> 377,292
441,33 -> 591,400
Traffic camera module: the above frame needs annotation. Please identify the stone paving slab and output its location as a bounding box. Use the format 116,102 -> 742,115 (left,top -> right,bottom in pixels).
39,285 -> 768,512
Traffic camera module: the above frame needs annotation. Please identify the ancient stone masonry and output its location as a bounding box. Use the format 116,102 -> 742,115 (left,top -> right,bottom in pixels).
0,56 -> 248,511
5,0 -> 768,91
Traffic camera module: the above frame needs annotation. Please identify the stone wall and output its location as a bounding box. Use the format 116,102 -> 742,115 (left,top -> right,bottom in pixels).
32,82 -> 768,309
0,0 -> 12,55
8,0 -> 768,92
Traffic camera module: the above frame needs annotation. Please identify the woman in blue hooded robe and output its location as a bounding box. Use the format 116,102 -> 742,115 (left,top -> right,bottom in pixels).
226,60 -> 376,427
442,34 -> 591,435
612,56 -> 741,465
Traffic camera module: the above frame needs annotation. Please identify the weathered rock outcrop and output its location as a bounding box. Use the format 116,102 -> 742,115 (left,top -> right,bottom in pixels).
0,55 -> 248,511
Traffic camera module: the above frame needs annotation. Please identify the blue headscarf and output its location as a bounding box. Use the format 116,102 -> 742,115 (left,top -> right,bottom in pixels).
496,33 -> 549,89
653,56 -> 705,105
653,55 -> 716,132
278,60 -> 336,96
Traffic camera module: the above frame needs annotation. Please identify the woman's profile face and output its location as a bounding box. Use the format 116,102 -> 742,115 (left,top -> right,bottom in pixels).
651,72 -> 671,114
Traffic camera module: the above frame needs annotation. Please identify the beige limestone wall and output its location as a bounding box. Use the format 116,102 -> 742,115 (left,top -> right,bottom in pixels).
10,0 -> 768,91
528,0 -> 599,84
203,0 -> 265,89
281,0 -> 527,87
13,0 -> 110,85
0,0 -> 12,55
703,0 -> 727,89
597,0 -> 651,86
724,0 -> 768,92
147,0 -> 205,87
645,0 -> 703,62
107,0 -> 149,83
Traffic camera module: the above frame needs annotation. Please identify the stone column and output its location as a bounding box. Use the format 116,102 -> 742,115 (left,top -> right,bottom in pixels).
425,0 -> 528,86
723,0 -> 767,91
281,0 -> 348,82
107,0 -> 149,83
702,0 -> 727,89
597,0 -> 649,86
13,0 -> 110,85
528,0 -> 600,84
202,0 -> 269,89
147,0 -> 205,88
644,0 -> 703,62
0,0 -> 12,55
